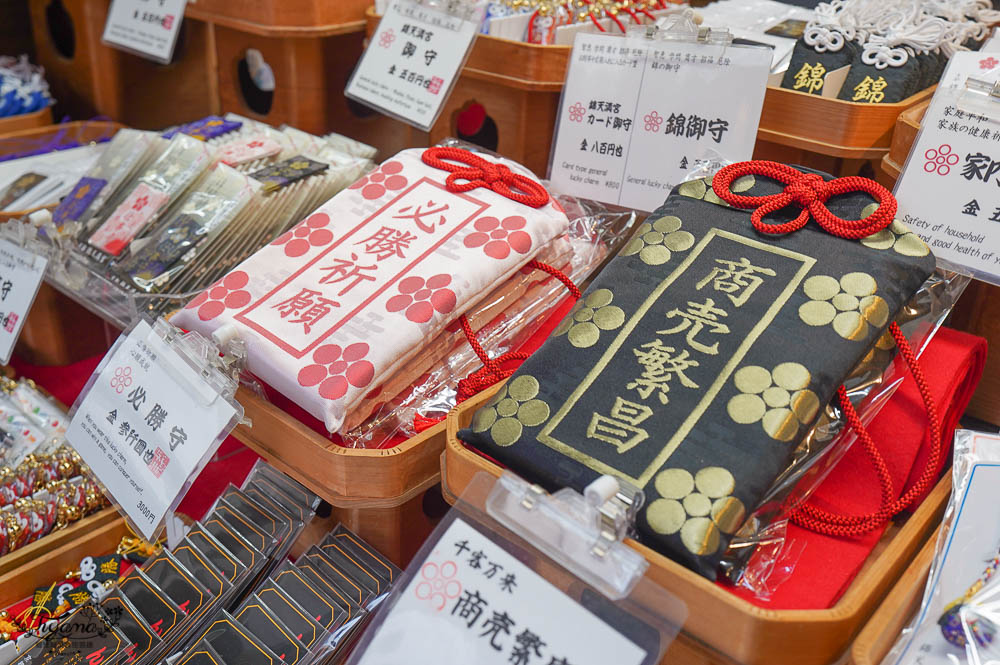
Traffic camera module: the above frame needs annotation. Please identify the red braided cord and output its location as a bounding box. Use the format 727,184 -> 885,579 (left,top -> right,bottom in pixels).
790,322 -> 943,536
421,147 -> 550,208
712,161 -> 896,240
411,261 -> 581,430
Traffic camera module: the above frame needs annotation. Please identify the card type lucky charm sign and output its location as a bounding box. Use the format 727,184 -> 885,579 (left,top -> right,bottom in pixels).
549,32 -> 771,213
66,320 -> 237,540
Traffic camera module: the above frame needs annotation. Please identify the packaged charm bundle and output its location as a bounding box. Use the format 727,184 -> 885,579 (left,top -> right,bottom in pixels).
0,56 -> 52,118
174,146 -> 570,434
882,431 -> 1000,665
459,160 -> 937,578
49,129 -> 164,235
80,134 -> 215,262
109,164 -> 261,293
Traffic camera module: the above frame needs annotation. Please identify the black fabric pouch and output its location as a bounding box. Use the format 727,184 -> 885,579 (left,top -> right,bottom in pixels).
781,38 -> 859,95
458,165 -> 936,579
837,52 -> 922,103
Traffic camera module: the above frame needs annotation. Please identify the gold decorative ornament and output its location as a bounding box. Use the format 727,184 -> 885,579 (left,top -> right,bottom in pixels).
646,466 -> 745,556
727,363 -> 820,441
471,376 -> 551,447
552,289 -> 626,348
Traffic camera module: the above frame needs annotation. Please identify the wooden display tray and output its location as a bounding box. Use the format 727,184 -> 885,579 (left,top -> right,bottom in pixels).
850,536 -> 935,665
443,385 -> 951,665
0,508 -> 129,606
185,0 -> 372,37
0,108 -> 53,138
882,100 -> 929,184
231,387 -> 449,565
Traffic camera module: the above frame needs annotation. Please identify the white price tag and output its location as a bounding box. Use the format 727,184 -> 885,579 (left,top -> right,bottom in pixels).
549,33 -> 771,212
346,0 -> 482,131
66,320 -> 237,540
102,0 -> 187,64
0,238 -> 47,365
353,517 -> 648,665
894,53 -> 1000,286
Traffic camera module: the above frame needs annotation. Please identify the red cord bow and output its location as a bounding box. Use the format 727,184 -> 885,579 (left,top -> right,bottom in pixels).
422,147 -> 550,208
711,161 -> 896,240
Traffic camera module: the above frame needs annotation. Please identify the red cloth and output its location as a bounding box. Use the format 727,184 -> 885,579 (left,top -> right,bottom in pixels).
726,326 -> 988,609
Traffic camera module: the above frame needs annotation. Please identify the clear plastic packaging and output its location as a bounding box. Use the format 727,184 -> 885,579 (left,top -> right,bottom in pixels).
881,430 -> 1000,665
342,191 -> 638,448
722,268 -> 968,593
79,134 -> 215,262
48,129 -> 163,235
109,164 -> 261,293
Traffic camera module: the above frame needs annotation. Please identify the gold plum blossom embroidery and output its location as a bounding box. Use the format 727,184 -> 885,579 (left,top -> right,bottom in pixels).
470,376 -> 550,447
677,174 -> 755,207
859,205 -> 930,257
798,272 -> 889,342
727,362 -> 820,442
646,467 -> 746,556
621,216 -> 695,266
552,289 -> 626,349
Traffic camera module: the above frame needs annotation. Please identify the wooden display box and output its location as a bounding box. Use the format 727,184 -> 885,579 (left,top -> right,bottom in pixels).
211,21 -> 422,159
365,10 -> 934,177
28,0 -> 215,128
231,387 -> 448,567
443,385 -> 951,665
850,537 -> 935,665
881,100 -> 929,185
0,508 -> 130,607
0,108 -> 53,137
185,0 -> 372,35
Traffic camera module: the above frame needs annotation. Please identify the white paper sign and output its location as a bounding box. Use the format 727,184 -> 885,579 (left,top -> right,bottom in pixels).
346,0 -> 481,131
549,33 -> 771,212
66,320 -> 236,540
102,0 -> 187,64
894,52 -> 1000,286
353,517 -> 648,665
0,239 -> 47,365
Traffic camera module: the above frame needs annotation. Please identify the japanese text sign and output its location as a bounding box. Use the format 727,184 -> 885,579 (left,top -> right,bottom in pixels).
549,33 -> 771,212
66,320 -> 237,540
346,0 -> 482,131
0,239 -> 47,365
352,517 -> 649,665
894,52 -> 1000,286
102,0 -> 187,64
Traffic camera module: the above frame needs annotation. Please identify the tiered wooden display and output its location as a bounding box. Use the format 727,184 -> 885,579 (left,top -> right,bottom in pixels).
363,10 -> 934,177
443,385 -> 950,665
231,389 -> 448,568
850,537 -> 935,665
28,0 -> 215,128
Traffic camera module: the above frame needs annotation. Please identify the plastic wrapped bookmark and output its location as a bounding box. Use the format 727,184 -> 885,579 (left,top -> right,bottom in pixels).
882,430 -> 1000,665
110,164 -> 260,293
345,471 -> 686,665
82,134 -> 214,262
50,129 -> 163,235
